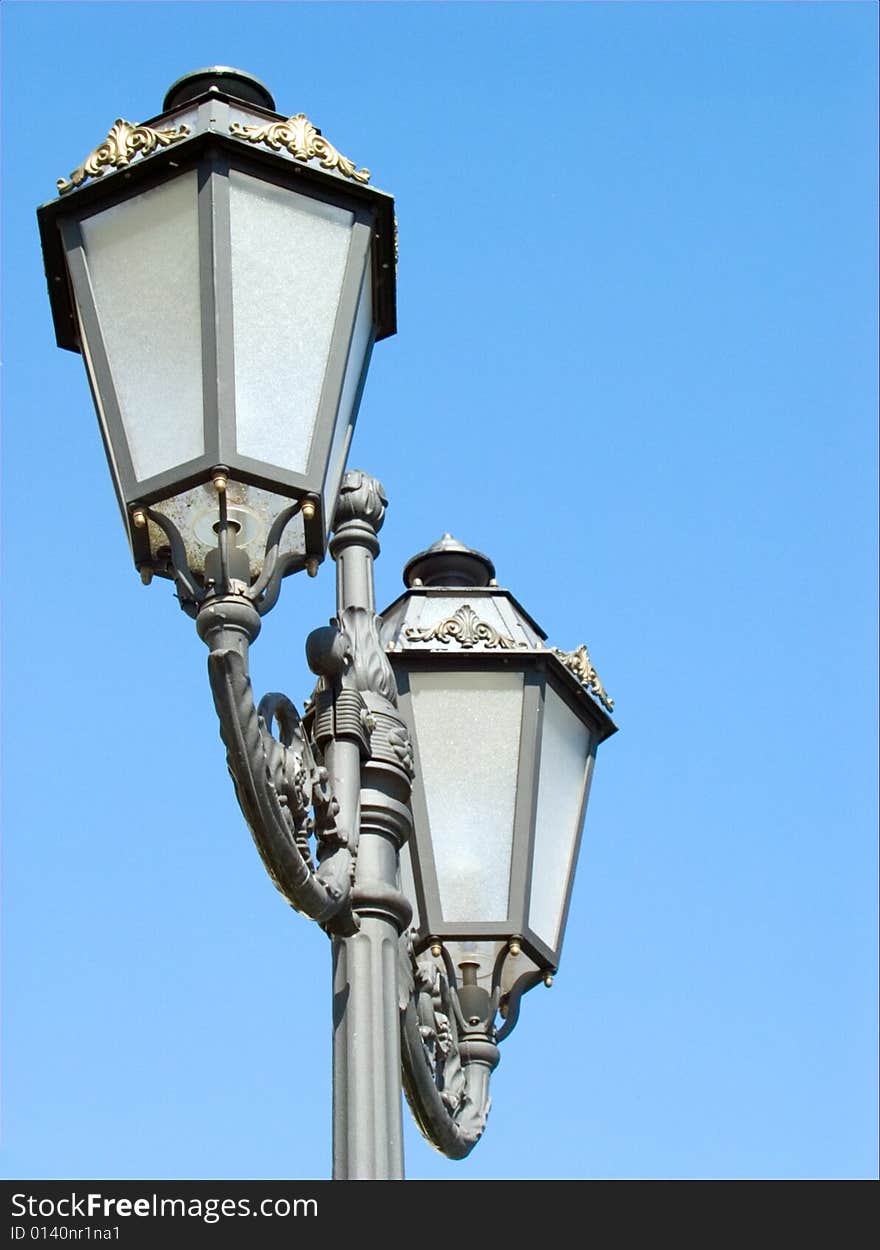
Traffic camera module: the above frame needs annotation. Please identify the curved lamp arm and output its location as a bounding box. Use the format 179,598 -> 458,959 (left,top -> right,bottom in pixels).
196,595 -> 357,936
143,507 -> 204,614
142,500 -> 356,930
495,969 -> 546,1044
247,500 -> 308,615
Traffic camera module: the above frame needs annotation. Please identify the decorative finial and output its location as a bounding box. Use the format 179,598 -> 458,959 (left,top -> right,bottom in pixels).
163,67 -> 276,112
402,535 -> 495,588
333,470 -> 387,532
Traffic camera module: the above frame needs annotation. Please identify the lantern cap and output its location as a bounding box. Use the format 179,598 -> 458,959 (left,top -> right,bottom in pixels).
163,67 -> 276,112
403,534 -> 495,589
380,542 -> 618,736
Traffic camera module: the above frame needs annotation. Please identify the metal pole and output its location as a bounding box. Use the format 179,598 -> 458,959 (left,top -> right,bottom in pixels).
328,471 -> 413,1180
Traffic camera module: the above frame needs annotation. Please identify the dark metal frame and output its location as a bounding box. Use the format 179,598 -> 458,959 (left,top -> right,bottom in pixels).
534,662 -> 602,956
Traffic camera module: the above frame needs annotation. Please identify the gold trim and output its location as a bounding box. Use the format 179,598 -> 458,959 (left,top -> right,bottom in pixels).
229,113 -> 370,184
550,645 -> 614,712
404,605 -> 519,650
57,119 -> 191,195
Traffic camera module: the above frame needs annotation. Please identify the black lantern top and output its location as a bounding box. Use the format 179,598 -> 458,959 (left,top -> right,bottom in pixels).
163,67 -> 277,112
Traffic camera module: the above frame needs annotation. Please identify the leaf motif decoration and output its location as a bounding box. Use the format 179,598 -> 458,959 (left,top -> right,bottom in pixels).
230,113 -> 371,184
337,606 -> 399,704
57,119 -> 190,194
550,644 -> 614,712
404,605 -> 520,650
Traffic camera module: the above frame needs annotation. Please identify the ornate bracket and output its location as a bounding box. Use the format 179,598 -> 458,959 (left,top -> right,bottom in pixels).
230,113 -> 370,184
399,939 -> 496,1159
186,477 -> 412,942
398,937 -> 541,1159
57,118 -> 190,194
197,595 -> 357,936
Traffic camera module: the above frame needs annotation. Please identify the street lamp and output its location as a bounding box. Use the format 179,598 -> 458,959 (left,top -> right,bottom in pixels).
381,534 -> 616,1157
37,65 -> 395,594
37,69 -> 616,1179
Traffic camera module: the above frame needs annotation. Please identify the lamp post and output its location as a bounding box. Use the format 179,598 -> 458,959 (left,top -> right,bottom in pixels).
37,69 -> 616,1180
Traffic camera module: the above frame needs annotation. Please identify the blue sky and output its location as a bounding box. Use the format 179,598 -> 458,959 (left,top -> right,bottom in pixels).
1,1 -> 877,1181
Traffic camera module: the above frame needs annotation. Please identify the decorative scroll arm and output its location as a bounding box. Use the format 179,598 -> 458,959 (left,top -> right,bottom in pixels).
496,969 -> 545,1044
197,596 -> 357,936
398,937 -> 500,1159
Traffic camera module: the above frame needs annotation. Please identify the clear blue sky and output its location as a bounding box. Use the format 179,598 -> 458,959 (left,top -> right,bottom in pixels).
1,1 -> 877,1181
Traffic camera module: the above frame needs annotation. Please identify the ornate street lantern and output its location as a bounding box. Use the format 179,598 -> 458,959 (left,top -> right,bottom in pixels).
36,65 -> 621,1178
37,67 -> 396,603
381,534 -> 617,1024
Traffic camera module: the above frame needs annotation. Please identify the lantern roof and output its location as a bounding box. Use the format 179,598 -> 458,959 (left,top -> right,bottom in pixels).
380,537 -> 618,738
37,67 -> 397,353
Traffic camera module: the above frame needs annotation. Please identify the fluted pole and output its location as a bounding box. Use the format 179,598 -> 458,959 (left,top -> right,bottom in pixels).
328,471 -> 413,1179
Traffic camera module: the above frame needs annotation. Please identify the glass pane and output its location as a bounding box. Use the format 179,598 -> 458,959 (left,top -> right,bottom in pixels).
229,171 -> 354,473
528,686 -> 593,952
322,259 -> 373,533
149,478 -> 305,582
409,670 -> 524,923
79,172 -> 203,483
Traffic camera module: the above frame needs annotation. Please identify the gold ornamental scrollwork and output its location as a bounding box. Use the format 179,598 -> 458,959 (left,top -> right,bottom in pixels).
551,645 -> 614,712
57,119 -> 191,195
229,113 -> 371,184
404,605 -> 520,651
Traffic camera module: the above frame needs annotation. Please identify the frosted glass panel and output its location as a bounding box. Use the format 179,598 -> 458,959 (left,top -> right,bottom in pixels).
80,172 -> 203,482
529,687 -> 593,951
322,261 -> 373,533
410,671 -> 524,922
229,171 -> 354,473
